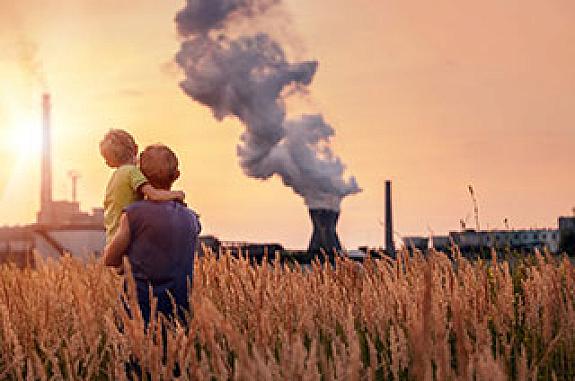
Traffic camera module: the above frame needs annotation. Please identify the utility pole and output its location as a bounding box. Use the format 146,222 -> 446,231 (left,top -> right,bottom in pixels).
68,170 -> 80,203
468,185 -> 480,231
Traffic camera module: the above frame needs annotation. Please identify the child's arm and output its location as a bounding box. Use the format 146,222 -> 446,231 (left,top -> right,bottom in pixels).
140,184 -> 185,202
103,213 -> 131,267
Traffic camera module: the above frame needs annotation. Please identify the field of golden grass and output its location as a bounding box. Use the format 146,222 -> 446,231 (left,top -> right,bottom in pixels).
0,249 -> 574,380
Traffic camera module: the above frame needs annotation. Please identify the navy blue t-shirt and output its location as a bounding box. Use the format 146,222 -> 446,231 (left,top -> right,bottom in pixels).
124,200 -> 201,323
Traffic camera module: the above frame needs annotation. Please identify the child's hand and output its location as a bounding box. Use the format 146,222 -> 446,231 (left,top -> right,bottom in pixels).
142,184 -> 186,202
173,190 -> 185,201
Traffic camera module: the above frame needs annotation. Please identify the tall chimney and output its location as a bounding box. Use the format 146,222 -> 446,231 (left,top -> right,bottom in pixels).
385,180 -> 395,255
39,93 -> 52,223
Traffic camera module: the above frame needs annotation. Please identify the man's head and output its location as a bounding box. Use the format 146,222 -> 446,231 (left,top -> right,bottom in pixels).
139,144 -> 180,190
99,129 -> 138,168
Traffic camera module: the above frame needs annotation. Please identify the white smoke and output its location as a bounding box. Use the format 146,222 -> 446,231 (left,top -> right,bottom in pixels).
17,37 -> 47,90
175,0 -> 361,211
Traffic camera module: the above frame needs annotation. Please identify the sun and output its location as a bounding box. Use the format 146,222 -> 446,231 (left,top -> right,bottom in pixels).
6,118 -> 43,159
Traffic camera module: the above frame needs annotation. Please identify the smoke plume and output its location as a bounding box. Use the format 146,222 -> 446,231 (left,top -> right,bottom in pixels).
17,37 -> 47,89
175,0 -> 360,210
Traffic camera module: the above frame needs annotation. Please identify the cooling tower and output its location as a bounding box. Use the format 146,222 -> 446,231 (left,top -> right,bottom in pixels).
307,208 -> 342,256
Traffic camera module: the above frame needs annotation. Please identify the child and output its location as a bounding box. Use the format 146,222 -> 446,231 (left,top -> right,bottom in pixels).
99,129 -> 185,243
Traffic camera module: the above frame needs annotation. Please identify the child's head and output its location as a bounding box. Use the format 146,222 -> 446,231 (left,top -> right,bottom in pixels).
99,129 -> 138,168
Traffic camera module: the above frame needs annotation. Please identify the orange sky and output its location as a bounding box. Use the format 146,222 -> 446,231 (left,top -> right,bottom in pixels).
0,0 -> 573,249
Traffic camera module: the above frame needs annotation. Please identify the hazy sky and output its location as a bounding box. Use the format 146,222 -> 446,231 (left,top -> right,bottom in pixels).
0,0 -> 573,249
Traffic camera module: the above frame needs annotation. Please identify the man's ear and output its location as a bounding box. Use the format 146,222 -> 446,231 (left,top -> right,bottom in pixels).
173,169 -> 180,182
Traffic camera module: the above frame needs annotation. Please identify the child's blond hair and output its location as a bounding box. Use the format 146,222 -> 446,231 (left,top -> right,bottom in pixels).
99,129 -> 138,167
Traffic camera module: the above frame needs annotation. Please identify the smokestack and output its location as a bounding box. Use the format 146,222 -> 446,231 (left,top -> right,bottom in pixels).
308,209 -> 342,257
68,171 -> 80,203
39,93 -> 52,223
385,180 -> 395,255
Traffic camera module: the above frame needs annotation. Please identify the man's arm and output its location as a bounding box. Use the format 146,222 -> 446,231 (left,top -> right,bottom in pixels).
140,183 -> 185,202
103,213 -> 131,267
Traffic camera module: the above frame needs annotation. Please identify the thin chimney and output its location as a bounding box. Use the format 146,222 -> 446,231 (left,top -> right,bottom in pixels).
68,171 -> 80,203
385,180 -> 395,255
40,93 -> 52,223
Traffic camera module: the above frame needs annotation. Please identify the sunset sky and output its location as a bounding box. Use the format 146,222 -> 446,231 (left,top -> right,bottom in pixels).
0,0 -> 573,249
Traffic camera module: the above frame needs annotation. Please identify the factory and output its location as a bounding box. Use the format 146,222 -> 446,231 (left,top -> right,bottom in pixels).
2,94 -> 572,267
403,217 -> 575,255
0,94 -> 105,267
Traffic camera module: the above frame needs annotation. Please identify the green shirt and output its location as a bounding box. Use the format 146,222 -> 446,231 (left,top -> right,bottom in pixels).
104,164 -> 148,242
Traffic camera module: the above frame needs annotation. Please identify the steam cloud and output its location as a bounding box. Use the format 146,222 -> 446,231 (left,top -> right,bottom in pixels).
17,37 -> 47,89
175,0 -> 361,210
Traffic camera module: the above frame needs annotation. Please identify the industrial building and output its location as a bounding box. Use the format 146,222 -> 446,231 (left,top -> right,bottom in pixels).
403,221 -> 569,254
2,94 -> 571,266
559,216 -> 575,255
0,94 -> 105,267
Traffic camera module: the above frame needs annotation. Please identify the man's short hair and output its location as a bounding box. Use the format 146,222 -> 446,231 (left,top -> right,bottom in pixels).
99,129 -> 138,166
139,144 -> 179,189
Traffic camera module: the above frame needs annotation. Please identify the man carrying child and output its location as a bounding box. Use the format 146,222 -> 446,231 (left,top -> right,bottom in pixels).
99,129 -> 185,243
103,142 -> 201,325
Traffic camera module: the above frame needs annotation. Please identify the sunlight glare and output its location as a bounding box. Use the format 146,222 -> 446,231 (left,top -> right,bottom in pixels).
6,119 -> 43,159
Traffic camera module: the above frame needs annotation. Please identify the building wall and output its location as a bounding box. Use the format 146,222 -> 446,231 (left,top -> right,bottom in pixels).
452,229 -> 560,253
559,216 -> 575,254
0,241 -> 34,268
34,228 -> 106,262
431,236 -> 451,251
402,236 -> 429,251
0,227 -> 35,267
559,216 -> 575,232
405,228 -> 561,254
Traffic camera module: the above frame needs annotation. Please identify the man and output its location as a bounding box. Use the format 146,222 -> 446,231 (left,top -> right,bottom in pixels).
103,144 -> 201,325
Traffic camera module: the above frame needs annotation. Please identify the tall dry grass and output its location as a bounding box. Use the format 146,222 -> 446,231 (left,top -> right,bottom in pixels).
0,249 -> 574,380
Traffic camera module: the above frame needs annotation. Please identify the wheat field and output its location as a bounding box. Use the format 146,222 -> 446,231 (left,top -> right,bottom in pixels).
0,249 -> 574,380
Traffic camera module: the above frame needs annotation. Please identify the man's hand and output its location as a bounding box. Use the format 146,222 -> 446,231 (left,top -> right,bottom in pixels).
103,213 -> 131,267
